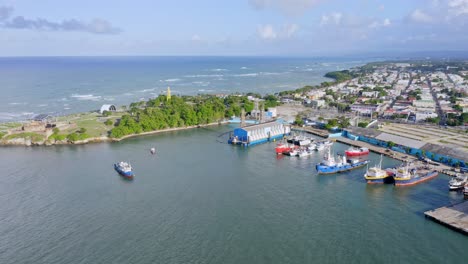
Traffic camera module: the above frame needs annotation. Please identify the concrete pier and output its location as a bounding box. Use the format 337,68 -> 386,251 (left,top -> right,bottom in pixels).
425,201 -> 468,235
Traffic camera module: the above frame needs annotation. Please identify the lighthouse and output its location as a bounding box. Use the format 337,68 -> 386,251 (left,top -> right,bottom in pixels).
167,86 -> 171,101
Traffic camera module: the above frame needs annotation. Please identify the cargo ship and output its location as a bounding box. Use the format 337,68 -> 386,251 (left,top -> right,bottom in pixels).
114,161 -> 134,179
345,147 -> 369,157
387,163 -> 438,186
364,155 -> 392,184
316,147 -> 369,174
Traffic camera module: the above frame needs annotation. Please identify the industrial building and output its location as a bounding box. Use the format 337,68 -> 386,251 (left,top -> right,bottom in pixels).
228,120 -> 291,147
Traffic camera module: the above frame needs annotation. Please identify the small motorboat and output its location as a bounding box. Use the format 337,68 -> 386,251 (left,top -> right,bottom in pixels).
150,147 -> 156,155
449,174 -> 468,190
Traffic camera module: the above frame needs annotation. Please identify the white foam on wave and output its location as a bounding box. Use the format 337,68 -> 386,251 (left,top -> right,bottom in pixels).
198,89 -> 215,92
9,102 -> 27,105
0,112 -> 35,121
211,68 -> 228,72
71,94 -> 102,101
123,93 -> 133,96
240,67 -> 249,70
64,107 -> 71,110
192,81 -> 210,86
184,74 -> 223,78
164,78 -> 181,82
37,104 -> 48,107
138,88 -> 156,93
232,73 -> 258,77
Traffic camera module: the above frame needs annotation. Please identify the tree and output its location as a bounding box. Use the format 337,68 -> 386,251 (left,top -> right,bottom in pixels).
102,110 -> 112,117
387,141 -> 396,148
294,115 -> 304,126
78,127 -> 87,134
52,127 -> 60,134
358,122 -> 369,128
105,119 -> 114,126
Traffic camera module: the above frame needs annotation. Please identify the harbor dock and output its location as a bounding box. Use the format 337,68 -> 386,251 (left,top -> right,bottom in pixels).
424,201 -> 468,235
292,126 -> 459,176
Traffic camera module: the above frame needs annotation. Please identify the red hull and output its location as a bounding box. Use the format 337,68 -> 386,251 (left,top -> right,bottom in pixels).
345,150 -> 369,156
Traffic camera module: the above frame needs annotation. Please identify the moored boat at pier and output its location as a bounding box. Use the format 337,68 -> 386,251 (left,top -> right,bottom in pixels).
345,147 -> 369,157
364,154 -> 392,184
316,147 -> 369,174
387,163 -> 438,186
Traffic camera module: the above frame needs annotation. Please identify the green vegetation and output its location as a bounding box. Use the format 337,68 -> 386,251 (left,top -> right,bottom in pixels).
49,134 -> 66,141
446,113 -> 468,126
358,121 -> 369,128
5,132 -> 45,142
324,70 -> 356,82
294,115 -> 304,126
0,131 -> 6,139
67,132 -> 90,142
387,141 -> 396,148
102,110 -> 112,117
105,119 -> 114,126
263,94 -> 279,108
110,95 -> 231,138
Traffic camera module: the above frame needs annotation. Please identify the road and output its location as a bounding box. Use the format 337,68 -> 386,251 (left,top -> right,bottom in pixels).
426,77 -> 446,126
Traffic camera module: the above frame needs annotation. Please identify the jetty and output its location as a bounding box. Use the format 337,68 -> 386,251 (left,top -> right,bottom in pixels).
425,201 -> 468,235
292,126 -> 456,176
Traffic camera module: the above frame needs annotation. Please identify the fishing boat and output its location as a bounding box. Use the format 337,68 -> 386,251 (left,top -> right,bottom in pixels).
275,143 -> 296,155
388,163 -> 438,186
315,147 -> 369,174
345,147 -> 370,157
321,140 -> 334,146
114,161 -> 134,179
449,174 -> 468,190
364,154 -> 392,184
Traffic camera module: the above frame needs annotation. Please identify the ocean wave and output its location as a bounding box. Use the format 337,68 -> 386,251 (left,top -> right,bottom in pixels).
232,73 -> 258,77
123,93 -> 134,96
211,68 -> 228,72
71,94 -> 102,101
37,104 -> 48,107
164,78 -> 181,82
184,74 -> 223,78
8,102 -> 27,105
198,89 -> 215,92
192,81 -> 210,86
0,112 -> 35,120
138,88 -> 156,93
240,67 -> 249,70
64,107 -> 71,110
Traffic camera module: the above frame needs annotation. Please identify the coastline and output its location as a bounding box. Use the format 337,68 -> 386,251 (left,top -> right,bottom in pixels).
0,121 -> 229,147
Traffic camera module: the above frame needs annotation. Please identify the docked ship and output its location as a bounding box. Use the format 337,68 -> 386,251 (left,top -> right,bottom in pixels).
275,143 -> 297,155
449,174 -> 468,190
316,147 -> 369,174
364,154 -> 392,184
345,147 -> 369,157
114,161 -> 134,179
388,163 -> 438,186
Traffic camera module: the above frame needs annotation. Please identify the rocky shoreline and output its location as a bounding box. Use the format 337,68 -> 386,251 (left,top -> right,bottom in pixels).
0,122 -> 227,147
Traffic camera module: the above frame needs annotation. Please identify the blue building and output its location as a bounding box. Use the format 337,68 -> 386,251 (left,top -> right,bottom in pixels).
229,120 -> 291,147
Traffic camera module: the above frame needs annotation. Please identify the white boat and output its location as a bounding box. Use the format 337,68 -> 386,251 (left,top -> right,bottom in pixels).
287,149 -> 299,156
449,174 -> 468,190
298,138 -> 312,146
150,147 -> 156,154
463,184 -> 468,197
315,143 -> 325,151
297,149 -> 313,157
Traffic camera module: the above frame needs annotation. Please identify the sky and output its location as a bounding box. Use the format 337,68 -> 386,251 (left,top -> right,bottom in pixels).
0,0 -> 467,56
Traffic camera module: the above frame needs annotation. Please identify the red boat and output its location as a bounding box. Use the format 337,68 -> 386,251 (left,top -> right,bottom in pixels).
345,147 -> 369,156
275,143 -> 297,155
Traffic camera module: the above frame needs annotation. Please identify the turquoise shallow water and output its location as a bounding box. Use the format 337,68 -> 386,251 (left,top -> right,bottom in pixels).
0,125 -> 467,264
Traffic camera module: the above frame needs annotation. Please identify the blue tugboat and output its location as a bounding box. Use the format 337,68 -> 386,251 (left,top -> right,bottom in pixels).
114,161 -> 134,179
316,147 -> 369,174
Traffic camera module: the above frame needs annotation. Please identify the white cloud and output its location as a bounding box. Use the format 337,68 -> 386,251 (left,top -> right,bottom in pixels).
320,12 -> 342,26
256,23 -> 300,40
383,18 -> 391,26
191,34 -> 201,41
284,24 -> 299,37
409,9 -> 433,23
448,0 -> 468,15
257,24 -> 277,39
249,0 -> 323,16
